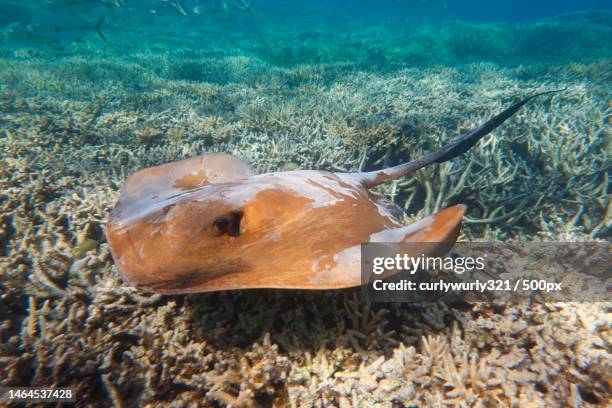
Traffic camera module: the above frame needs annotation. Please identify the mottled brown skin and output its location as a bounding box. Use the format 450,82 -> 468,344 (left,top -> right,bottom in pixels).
106,156 -> 464,293
105,93 -> 557,294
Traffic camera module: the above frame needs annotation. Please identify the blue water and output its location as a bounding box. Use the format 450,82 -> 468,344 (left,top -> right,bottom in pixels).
2,1 -> 612,42
343,0 -> 612,21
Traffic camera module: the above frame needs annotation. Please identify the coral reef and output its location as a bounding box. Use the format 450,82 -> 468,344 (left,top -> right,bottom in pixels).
0,10 -> 610,407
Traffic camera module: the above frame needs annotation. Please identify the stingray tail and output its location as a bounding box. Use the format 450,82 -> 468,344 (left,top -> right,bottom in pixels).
359,89 -> 565,188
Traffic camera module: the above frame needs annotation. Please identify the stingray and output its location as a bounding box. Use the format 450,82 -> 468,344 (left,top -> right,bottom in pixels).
106,91 -> 559,294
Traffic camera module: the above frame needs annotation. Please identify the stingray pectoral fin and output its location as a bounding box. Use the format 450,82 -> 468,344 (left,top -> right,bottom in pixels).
111,154 -> 253,221
308,204 -> 466,289
120,154 -> 252,201
372,204 -> 465,244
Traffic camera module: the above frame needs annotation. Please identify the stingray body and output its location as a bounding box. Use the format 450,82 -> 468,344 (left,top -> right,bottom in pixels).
106,92 -> 559,294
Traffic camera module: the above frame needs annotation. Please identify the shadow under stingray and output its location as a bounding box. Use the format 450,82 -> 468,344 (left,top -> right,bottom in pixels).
183,287 -> 475,353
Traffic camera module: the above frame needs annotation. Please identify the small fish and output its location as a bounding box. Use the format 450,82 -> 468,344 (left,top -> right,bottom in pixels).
172,0 -> 188,16
158,0 -> 188,16
4,13 -> 107,44
106,91 -> 561,294
160,0 -> 254,17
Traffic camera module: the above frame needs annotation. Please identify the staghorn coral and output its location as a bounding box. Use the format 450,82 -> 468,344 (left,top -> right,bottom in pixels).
135,125 -> 164,145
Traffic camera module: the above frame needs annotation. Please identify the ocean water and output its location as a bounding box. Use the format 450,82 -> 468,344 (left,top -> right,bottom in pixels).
1,0 -> 611,407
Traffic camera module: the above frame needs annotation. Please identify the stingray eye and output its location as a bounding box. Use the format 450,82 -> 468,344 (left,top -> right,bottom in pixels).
213,211 -> 243,237
213,216 -> 230,235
